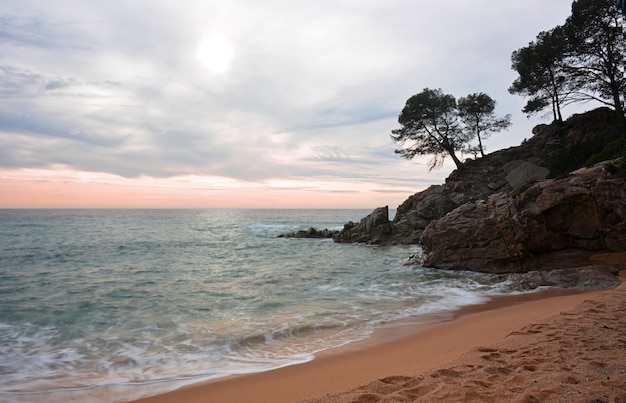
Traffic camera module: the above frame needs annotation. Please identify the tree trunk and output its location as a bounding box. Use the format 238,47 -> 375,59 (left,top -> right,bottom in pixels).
605,36 -> 625,134
611,88 -> 626,135
447,149 -> 465,171
616,108 -> 626,135
440,137 -> 465,171
550,69 -> 563,122
477,134 -> 485,158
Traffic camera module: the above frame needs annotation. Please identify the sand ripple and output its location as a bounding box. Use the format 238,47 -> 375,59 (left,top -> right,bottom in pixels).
306,284 -> 626,403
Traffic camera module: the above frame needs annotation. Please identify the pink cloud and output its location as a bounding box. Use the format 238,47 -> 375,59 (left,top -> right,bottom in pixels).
0,166 -> 417,209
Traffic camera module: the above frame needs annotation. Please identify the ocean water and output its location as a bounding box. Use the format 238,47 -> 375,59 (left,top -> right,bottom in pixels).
0,209 -> 515,402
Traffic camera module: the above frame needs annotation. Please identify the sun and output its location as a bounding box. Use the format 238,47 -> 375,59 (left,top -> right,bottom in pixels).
196,34 -> 234,74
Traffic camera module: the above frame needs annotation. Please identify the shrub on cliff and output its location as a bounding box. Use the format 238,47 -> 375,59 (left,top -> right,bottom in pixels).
586,138 -> 626,167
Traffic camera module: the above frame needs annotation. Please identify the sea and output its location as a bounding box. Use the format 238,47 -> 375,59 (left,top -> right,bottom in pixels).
0,209 -> 520,402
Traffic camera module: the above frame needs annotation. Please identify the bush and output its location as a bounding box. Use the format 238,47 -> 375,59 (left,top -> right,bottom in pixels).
604,161 -> 620,174
585,137 -> 626,166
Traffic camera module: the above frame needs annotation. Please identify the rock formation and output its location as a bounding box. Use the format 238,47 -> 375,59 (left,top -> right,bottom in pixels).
332,206 -> 393,244
277,227 -> 337,239
420,161 -> 626,273
286,108 -> 626,285
496,266 -> 620,291
333,108 -> 624,249
504,161 -> 549,189
331,107 -> 626,287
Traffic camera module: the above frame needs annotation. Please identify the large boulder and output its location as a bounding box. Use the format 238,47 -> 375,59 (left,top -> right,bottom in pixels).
497,266 -> 620,290
333,206 -> 393,244
420,162 -> 626,273
505,161 -> 549,189
391,185 -> 468,244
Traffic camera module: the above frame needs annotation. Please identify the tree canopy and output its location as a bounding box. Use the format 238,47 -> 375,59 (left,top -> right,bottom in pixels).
391,89 -> 510,170
458,93 -> 512,158
509,27 -> 576,122
510,0 -> 626,131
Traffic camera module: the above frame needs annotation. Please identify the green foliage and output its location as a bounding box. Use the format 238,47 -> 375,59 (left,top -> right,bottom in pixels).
521,97 -> 551,117
390,89 -> 510,171
542,110 -> 623,175
604,161 -> 620,174
509,27 -> 574,122
585,137 -> 626,166
458,93 -> 512,158
392,88 -> 466,171
566,0 -> 626,128
510,0 -> 626,132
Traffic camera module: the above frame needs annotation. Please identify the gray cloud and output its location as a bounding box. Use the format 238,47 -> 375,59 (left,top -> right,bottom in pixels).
0,12 -> 85,49
0,0 -> 577,188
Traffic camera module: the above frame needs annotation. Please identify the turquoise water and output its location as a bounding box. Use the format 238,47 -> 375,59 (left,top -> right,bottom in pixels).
0,209 -> 511,402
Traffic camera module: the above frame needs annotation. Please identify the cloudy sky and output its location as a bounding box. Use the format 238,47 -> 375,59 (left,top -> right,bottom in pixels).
0,0 -> 577,208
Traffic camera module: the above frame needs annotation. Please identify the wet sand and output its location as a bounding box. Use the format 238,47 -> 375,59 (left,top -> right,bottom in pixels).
133,254 -> 626,403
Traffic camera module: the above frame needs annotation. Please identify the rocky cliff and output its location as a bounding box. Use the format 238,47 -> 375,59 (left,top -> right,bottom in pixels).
333,107 -> 626,276
420,161 -> 626,273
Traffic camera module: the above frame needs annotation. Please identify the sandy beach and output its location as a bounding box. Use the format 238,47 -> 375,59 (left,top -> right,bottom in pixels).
133,254 -> 626,403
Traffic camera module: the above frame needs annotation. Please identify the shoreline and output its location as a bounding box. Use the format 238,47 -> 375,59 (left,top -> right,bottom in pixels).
132,258 -> 626,402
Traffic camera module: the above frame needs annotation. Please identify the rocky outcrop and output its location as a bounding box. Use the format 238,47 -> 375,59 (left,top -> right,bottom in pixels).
338,108 -> 623,246
277,227 -> 338,239
333,206 -> 393,244
420,162 -> 626,273
496,266 -> 620,291
287,107 -> 625,289
389,185 -> 472,244
528,107 -> 623,176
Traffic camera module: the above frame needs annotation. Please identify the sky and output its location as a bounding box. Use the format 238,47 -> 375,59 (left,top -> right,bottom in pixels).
0,0 -> 580,208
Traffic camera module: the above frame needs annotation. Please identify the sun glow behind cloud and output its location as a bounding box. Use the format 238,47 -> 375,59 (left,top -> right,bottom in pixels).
196,34 -> 235,74
0,0 -> 577,209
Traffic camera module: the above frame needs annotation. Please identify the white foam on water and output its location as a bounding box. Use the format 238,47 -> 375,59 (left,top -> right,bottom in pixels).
0,209 -> 537,403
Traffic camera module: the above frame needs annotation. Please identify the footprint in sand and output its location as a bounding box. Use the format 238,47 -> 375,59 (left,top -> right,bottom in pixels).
353,393 -> 381,402
378,376 -> 413,385
399,384 -> 440,399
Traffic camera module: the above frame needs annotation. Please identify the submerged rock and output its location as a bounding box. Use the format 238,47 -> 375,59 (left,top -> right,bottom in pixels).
277,227 -> 338,239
